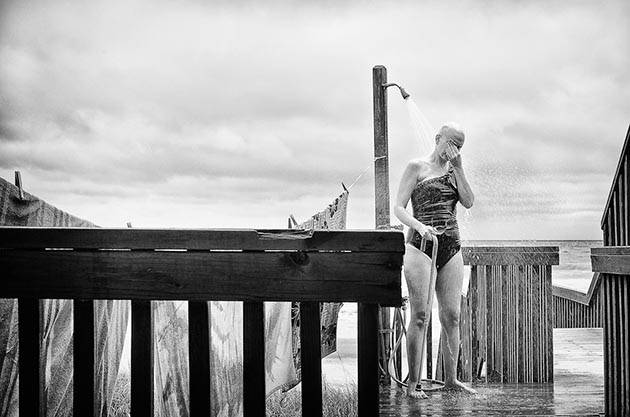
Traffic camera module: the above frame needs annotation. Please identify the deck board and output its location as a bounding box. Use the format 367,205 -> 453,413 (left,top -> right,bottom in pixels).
379,328 -> 604,416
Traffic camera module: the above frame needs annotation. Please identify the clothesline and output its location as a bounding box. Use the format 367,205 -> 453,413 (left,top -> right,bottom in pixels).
345,155 -> 387,191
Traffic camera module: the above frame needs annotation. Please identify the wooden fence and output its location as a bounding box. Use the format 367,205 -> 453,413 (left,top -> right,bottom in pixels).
436,246 -> 559,384
596,123 -> 630,416
552,273 -> 603,328
0,227 -> 404,417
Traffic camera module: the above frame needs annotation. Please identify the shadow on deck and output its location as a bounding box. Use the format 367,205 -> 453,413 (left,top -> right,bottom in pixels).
379,328 -> 604,416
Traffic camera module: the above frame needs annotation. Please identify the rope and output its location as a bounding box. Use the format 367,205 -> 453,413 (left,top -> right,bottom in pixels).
346,156 -> 387,190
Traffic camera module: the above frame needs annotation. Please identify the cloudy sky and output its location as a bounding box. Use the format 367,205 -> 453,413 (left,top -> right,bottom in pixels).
1,0 -> 628,240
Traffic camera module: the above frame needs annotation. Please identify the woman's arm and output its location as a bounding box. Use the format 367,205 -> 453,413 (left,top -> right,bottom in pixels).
448,150 -> 474,208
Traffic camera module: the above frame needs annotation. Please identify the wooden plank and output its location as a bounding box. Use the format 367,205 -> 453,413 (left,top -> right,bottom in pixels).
546,266 -> 554,382
501,266 -> 508,382
601,125 -> 630,229
592,246 -> 630,256
621,278 -> 629,413
591,253 -> 630,275
358,303 -> 378,416
604,279 -> 612,415
189,301 -> 211,417
74,299 -> 95,416
469,266 -> 478,380
131,300 -> 153,417
373,65 -> 390,230
243,302 -> 265,417
300,302 -> 323,417
486,266 -> 495,382
0,227 -> 405,252
462,247 -> 559,266
532,266 -> 540,383
0,251 -> 402,305
18,298 -> 39,417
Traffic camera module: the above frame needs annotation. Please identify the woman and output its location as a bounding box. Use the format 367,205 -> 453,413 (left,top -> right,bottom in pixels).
393,122 -> 476,398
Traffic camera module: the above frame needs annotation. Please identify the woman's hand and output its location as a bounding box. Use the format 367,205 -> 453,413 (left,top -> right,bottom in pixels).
445,143 -> 462,168
415,223 -> 438,240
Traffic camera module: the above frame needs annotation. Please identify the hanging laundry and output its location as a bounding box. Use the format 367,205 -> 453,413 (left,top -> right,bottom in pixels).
0,176 -> 128,417
291,190 -> 349,381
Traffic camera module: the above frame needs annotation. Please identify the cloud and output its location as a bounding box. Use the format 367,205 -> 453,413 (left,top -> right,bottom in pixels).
0,0 -> 628,238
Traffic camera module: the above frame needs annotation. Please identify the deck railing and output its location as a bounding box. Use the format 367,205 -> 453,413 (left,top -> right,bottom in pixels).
0,227 -> 404,417
596,124 -> 630,416
552,273 -> 603,328
435,246 -> 559,384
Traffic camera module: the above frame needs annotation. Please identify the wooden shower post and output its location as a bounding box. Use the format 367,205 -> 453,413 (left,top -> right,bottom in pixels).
371,65 -> 392,385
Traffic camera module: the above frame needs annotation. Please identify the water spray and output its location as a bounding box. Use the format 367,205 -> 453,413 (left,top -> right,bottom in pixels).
383,82 -> 410,100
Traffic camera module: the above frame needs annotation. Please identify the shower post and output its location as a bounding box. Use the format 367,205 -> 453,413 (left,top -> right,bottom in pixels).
372,65 -> 392,385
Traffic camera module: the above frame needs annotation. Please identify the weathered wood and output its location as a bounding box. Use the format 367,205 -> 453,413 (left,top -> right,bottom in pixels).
0,227 -> 404,252
374,65 -> 393,385
74,299 -> 95,416
358,303 -> 379,416
373,65 -> 390,229
592,247 -> 630,275
243,302 -> 265,417
18,298 -> 39,417
131,300 -> 154,417
0,250 -> 402,305
300,302 -> 323,417
189,301 -> 211,417
462,247 -> 559,266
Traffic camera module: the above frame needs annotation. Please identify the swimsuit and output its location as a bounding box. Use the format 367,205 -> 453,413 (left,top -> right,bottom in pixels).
409,170 -> 461,270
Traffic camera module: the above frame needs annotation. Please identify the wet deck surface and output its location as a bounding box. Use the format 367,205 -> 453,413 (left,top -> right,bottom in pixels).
379,328 -> 604,416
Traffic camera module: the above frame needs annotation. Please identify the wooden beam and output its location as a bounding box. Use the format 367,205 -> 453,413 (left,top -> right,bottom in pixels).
462,247 -> 559,266
592,247 -> 630,275
0,251 -> 402,304
0,227 -> 404,252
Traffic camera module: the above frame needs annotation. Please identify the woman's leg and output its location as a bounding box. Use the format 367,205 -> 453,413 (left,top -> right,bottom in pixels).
403,243 -> 432,398
435,251 -> 476,393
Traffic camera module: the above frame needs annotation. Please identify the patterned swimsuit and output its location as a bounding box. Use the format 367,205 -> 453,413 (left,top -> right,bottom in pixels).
409,170 -> 461,270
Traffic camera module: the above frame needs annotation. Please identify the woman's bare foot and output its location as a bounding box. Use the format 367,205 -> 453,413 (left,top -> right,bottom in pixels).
406,381 -> 429,399
443,379 -> 477,394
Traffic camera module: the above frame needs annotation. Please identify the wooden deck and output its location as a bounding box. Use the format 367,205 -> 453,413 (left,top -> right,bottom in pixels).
379,328 -> 604,416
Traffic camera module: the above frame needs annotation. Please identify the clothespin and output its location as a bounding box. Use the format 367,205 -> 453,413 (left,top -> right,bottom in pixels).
126,222 -> 133,228
14,171 -> 24,200
289,214 -> 299,228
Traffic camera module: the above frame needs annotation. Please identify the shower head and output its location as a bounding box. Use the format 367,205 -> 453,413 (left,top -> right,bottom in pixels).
383,83 -> 411,100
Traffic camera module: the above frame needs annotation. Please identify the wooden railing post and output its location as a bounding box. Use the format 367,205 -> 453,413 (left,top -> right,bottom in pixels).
18,298 -> 39,416
300,302 -> 323,417
358,303 -> 379,415
189,301 -> 211,416
131,300 -> 154,417
74,299 -> 95,416
243,302 -> 265,417
592,246 -> 630,415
